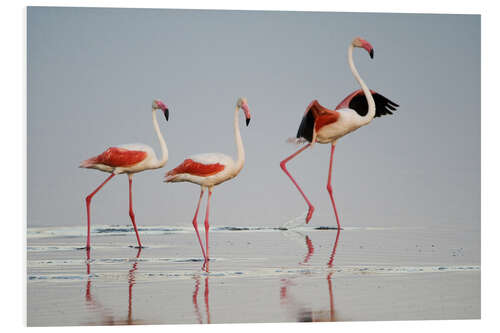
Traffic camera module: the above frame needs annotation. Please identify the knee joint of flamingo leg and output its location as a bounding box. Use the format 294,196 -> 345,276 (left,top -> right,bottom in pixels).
279,160 -> 287,171
204,220 -> 209,230
327,184 -> 332,193
85,196 -> 92,205
129,210 -> 135,218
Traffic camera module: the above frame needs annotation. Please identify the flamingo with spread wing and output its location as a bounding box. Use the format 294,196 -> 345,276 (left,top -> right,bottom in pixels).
280,37 -> 399,227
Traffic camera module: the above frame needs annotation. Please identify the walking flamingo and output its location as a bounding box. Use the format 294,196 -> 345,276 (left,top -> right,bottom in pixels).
164,97 -> 251,264
80,100 -> 170,249
280,37 -> 399,228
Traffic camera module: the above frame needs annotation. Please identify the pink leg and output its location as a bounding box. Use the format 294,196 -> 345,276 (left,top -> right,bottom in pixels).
326,144 -> 341,229
128,175 -> 143,248
127,248 -> 141,324
327,228 -> 341,267
204,276 -> 211,324
85,247 -> 92,302
85,173 -> 115,249
192,188 -> 207,261
192,277 -> 203,324
302,235 -> 314,264
327,272 -> 335,321
204,189 -> 213,263
280,143 -> 315,223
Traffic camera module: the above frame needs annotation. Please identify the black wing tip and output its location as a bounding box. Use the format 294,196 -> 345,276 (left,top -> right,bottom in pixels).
372,92 -> 399,118
296,125 -> 313,142
386,99 -> 399,108
296,109 -> 315,142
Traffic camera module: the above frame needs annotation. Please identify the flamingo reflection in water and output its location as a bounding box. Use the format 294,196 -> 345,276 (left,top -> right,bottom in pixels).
84,248 -> 143,325
280,229 -> 341,322
192,276 -> 211,324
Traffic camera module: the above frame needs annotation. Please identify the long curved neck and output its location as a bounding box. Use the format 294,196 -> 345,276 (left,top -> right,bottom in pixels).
348,44 -> 375,123
234,106 -> 245,173
152,109 -> 168,168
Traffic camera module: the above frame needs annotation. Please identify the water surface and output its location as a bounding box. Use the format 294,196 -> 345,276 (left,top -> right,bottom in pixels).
27,224 -> 480,325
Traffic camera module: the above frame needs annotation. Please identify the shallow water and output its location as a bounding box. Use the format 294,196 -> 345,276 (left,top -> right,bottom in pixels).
27,224 -> 480,326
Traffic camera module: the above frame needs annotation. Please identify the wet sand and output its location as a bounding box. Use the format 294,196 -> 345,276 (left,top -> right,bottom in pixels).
27,224 -> 480,326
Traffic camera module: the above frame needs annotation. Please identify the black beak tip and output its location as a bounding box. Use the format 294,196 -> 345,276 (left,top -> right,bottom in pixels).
369,49 -> 374,59
246,118 -> 251,126
164,108 -> 169,121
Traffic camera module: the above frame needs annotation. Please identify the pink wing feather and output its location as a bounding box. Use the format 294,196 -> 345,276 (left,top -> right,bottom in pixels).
81,147 -> 148,168
165,159 -> 225,179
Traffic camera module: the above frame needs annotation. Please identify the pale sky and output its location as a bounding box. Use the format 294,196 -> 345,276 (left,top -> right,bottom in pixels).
28,7 -> 480,230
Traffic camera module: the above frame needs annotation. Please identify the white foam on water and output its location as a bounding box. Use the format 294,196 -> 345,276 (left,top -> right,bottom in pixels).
27,264 -> 480,283
28,224 -> 429,240
27,225 -> 193,239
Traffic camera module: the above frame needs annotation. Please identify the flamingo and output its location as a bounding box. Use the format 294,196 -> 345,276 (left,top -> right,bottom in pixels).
164,97 -> 251,264
280,37 -> 399,228
80,100 -> 170,249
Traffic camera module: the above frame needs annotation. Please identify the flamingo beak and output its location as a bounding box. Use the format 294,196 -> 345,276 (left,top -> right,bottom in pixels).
241,103 -> 251,126
361,40 -> 374,59
164,108 -> 169,121
360,39 -> 373,59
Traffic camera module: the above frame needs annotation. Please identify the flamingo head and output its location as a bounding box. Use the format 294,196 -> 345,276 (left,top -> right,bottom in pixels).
237,97 -> 251,126
352,37 -> 374,59
152,99 -> 169,121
